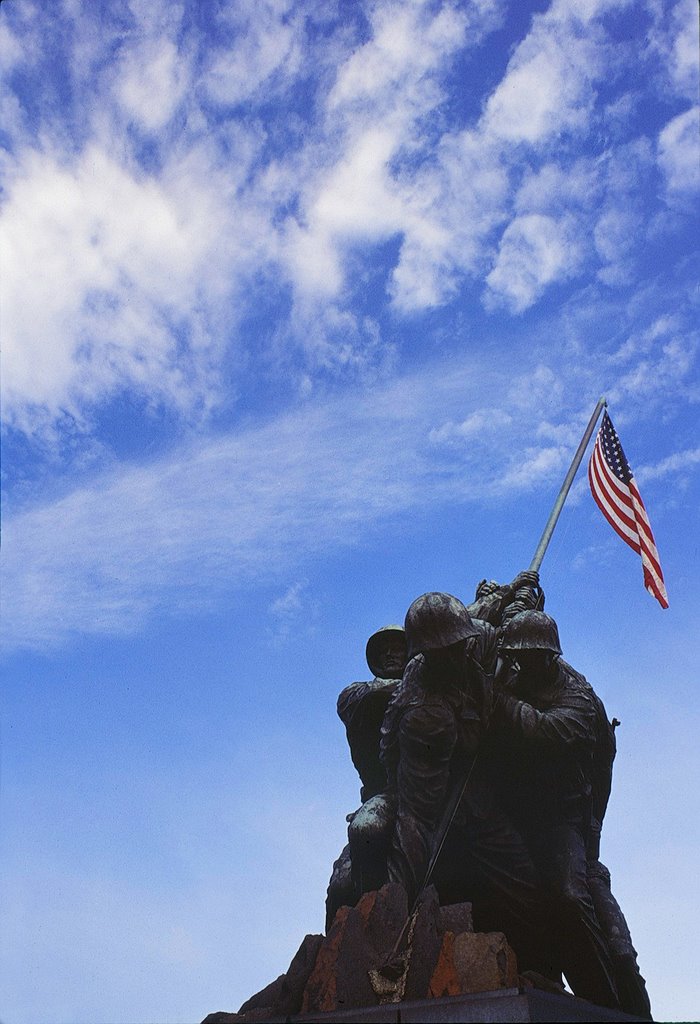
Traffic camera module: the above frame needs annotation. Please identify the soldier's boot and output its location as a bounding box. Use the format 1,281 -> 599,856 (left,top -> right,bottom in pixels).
613,953 -> 652,1020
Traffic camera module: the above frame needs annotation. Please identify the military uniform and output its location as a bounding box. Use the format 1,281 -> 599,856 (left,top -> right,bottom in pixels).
325,626 -> 406,930
378,596 -> 552,974
380,617 -> 496,901
494,616 -> 622,1010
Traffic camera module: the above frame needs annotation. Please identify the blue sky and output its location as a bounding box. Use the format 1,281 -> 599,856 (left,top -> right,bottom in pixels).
1,0 -> 698,1021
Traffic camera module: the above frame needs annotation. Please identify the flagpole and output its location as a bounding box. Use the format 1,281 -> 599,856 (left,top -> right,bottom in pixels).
528,396 -> 607,573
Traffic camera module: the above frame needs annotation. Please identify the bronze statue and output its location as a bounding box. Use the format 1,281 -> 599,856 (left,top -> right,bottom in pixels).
493,610 -> 649,1014
326,577 -> 650,1017
466,570 -> 542,625
325,625 -> 407,930
376,590 -> 556,977
328,572 -> 542,924
338,625 -> 407,803
380,592 -> 497,902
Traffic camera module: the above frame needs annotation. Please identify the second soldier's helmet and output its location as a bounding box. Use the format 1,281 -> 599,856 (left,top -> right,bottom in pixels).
404,592 -> 479,660
500,610 -> 562,655
365,625 -> 407,678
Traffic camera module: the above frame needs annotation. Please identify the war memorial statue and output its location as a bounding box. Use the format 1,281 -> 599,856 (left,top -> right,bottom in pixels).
203,401 -> 657,1023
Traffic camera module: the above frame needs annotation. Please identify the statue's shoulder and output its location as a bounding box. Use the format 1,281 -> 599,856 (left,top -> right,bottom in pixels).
337,678 -> 400,723
383,658 -> 431,713
559,659 -> 609,711
472,616 -> 496,636
558,658 -> 590,689
467,617 -> 498,668
337,680 -> 371,719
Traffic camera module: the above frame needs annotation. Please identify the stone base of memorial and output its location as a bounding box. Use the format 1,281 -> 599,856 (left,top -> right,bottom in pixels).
201,884 -> 648,1023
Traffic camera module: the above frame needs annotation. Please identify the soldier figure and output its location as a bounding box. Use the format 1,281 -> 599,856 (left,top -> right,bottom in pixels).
379,592 -> 555,975
493,611 -> 625,1011
325,625 -> 407,930
380,592 -> 497,902
573,665 -> 653,1019
338,625 -> 407,804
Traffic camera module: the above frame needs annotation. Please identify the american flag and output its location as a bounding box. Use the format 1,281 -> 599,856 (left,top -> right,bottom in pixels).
588,411 -> 669,608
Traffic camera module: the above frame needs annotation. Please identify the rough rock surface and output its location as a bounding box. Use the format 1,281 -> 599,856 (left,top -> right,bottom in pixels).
401,885 -> 445,1002
238,975 -> 285,1014
438,901 -> 474,935
429,929 -> 518,998
203,884 -> 518,1021
201,932 -> 324,1023
302,883 -> 409,1013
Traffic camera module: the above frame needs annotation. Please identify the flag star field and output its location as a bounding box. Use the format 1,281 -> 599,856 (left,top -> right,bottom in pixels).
0,1 -> 698,1021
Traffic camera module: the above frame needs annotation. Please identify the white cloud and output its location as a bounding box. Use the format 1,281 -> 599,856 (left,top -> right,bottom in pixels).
550,0 -> 630,21
668,0 -> 700,100
593,206 -> 641,284
499,445 -> 569,491
609,314 -> 682,364
615,336 -> 698,401
268,579 -> 319,643
328,1 -> 467,113
124,0 -> 186,36
507,364 -> 566,411
115,39 -> 190,132
483,11 -> 602,144
270,580 -> 309,618
204,0 -> 301,106
8,309 -> 695,654
1,354 -> 594,650
485,213 -> 582,312
429,408 -> 513,445
1,136 -> 274,434
1,0 -> 697,442
283,126 -> 407,301
648,0 -> 700,103
636,447 -> 700,483
281,1 -> 472,309
0,17 -> 24,73
657,107 -> 700,197
515,160 -> 599,215
390,130 -> 509,311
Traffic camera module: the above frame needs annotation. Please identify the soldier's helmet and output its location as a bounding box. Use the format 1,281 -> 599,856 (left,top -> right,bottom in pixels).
365,625 -> 407,678
500,610 -> 562,655
404,592 -> 479,660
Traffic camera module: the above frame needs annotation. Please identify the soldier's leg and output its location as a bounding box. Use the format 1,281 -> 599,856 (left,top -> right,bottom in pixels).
325,843 -> 354,932
386,704 -> 457,905
588,860 -> 652,1019
452,810 -> 560,980
347,792 -> 396,897
531,824 -> 620,1010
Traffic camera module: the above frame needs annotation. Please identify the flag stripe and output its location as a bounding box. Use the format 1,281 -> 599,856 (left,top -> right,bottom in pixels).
587,410 -> 668,609
628,483 -> 664,573
589,452 -> 640,549
629,483 -> 657,546
589,472 -> 641,553
632,500 -> 666,589
593,436 -> 635,511
590,455 -> 638,538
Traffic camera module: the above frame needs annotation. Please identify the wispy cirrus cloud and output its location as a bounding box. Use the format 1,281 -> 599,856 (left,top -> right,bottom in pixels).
485,213 -> 583,312
657,107 -> 700,199
203,0 -> 304,107
636,447 -> 700,484
4,292 -> 697,652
